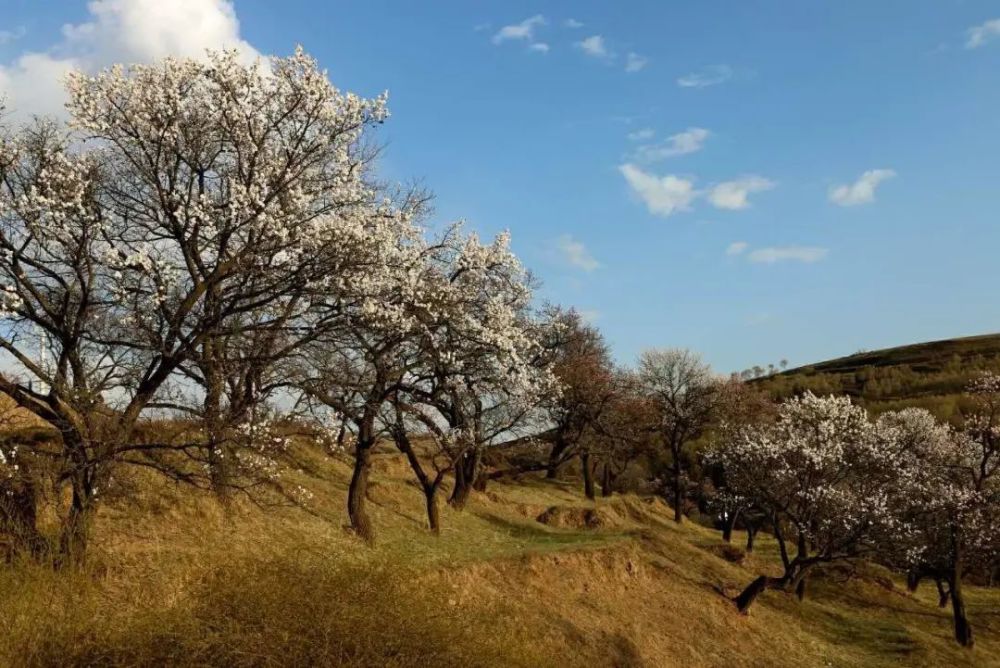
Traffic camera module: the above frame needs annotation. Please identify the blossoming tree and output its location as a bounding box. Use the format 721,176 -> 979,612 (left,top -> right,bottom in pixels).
712,393 -> 903,612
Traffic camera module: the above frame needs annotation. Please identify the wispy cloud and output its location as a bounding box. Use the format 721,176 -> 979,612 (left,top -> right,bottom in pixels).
828,169 -> 896,206
0,26 -> 26,45
576,35 -> 610,59
632,127 -> 709,162
708,175 -> 775,210
564,18 -> 584,29
618,163 -> 697,218
556,234 -> 600,271
529,42 -> 550,54
967,18 -> 1000,49
726,241 -> 749,256
627,127 -> 655,142
677,64 -> 733,88
747,246 -> 828,264
492,15 -> 546,44
625,52 -> 648,72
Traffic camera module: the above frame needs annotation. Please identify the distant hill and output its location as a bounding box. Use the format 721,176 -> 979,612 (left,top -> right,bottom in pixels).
754,333 -> 1000,423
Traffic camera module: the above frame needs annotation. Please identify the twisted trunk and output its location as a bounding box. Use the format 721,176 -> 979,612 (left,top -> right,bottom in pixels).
735,562 -> 815,613
546,437 -> 569,479
936,578 -> 951,608
449,449 -> 480,510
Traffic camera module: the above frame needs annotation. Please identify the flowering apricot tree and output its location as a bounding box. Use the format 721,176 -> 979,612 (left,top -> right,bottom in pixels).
0,47 -> 418,557
711,393 -> 903,612
880,378 -> 1000,647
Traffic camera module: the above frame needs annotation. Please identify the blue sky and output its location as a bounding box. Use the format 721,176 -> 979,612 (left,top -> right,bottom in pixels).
1,1 -> 999,373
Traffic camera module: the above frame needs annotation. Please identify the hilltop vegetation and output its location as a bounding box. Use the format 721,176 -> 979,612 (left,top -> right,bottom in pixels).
754,333 -> 1000,421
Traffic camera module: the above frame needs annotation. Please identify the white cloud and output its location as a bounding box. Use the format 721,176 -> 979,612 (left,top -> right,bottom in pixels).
564,18 -> 584,29
632,127 -> 709,162
747,246 -> 828,264
677,64 -> 733,88
0,0 -> 260,121
619,163 -> 697,218
708,175 -> 775,210
576,35 -> 610,59
556,234 -> 600,272
625,52 -> 648,73
726,241 -> 749,256
492,15 -> 546,45
828,169 -> 896,206
967,18 -> 1000,48
529,42 -> 550,54
627,127 -> 654,142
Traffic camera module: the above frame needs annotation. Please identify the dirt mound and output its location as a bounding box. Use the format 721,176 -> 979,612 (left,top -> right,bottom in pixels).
536,505 -> 610,529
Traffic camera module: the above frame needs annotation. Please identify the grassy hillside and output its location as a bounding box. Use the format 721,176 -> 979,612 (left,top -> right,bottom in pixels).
756,333 -> 1000,421
2,440 -> 998,667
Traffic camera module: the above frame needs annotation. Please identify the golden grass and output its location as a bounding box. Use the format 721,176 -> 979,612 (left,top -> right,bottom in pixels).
1,442 -> 998,667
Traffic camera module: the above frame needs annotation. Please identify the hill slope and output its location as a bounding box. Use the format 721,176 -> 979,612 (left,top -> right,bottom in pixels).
756,333 -> 1000,420
2,442 -> 998,667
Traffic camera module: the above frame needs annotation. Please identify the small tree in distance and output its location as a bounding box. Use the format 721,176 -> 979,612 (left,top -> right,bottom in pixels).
638,348 -> 722,523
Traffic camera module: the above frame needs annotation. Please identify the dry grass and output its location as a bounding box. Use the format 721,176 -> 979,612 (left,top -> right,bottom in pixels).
1,442 -> 999,667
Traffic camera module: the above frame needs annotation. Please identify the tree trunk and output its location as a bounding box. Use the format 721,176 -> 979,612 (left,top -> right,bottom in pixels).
58,480 -> 93,566
745,525 -> 757,553
795,576 -> 807,601
347,443 -> 375,544
600,463 -> 613,498
735,575 -> 780,613
424,484 -> 440,535
449,449 -> 480,510
201,319 -> 232,500
722,510 -> 739,543
546,438 -> 569,479
672,460 -> 683,523
935,578 -> 950,608
949,565 -> 974,647
906,571 -> 921,593
581,452 -> 595,500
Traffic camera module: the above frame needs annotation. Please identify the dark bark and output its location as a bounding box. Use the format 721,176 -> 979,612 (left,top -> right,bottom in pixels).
735,561 -> 815,613
936,578 -> 951,608
950,563 -> 974,647
722,510 -> 739,543
391,419 -> 445,534
424,485 -> 440,534
449,449 -> 480,510
347,443 -> 374,544
735,575 -> 780,613
672,458 -> 683,523
600,463 -> 613,498
58,480 -> 93,566
546,438 -> 569,479
581,452 -> 595,500
745,525 -> 757,553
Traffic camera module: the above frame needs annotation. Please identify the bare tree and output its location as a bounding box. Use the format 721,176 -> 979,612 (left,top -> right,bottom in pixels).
638,348 -> 722,523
